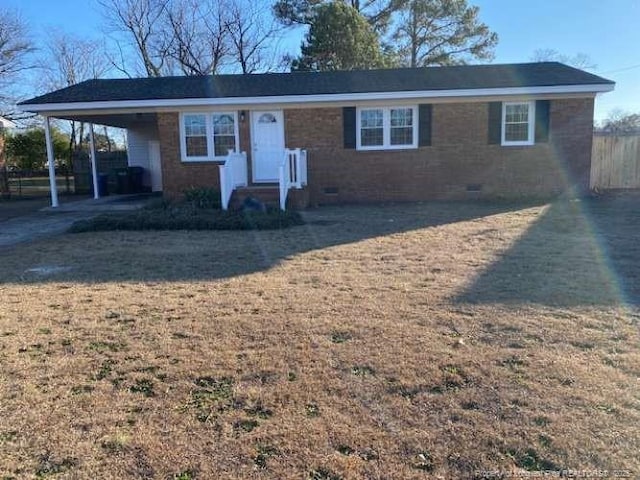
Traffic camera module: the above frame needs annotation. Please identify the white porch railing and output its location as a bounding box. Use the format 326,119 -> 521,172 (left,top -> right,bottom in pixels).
219,150 -> 248,210
278,148 -> 308,210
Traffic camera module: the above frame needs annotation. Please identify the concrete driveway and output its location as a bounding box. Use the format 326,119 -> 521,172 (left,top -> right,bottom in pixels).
0,210 -> 96,248
0,194 -> 157,248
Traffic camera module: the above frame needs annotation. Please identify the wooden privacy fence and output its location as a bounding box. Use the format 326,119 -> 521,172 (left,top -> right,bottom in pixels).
591,135 -> 640,190
72,150 -> 127,193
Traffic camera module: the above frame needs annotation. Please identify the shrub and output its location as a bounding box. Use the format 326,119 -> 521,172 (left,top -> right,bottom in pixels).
143,197 -> 174,211
68,206 -> 304,233
183,187 -> 222,209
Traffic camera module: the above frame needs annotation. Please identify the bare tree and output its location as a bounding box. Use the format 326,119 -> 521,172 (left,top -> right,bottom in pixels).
225,0 -> 284,73
165,0 -> 230,75
101,0 -> 283,76
99,0 -> 173,77
0,7 -> 35,197
0,9 -> 34,86
38,31 -> 111,193
40,31 -> 109,89
531,48 -> 596,70
0,8 -> 36,118
598,109 -> 640,134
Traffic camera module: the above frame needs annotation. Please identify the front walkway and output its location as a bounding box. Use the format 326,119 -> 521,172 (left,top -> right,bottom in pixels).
0,194 -> 157,248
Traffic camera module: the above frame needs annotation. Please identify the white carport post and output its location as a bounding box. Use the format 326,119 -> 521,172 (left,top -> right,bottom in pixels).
88,123 -> 100,199
43,116 -> 59,208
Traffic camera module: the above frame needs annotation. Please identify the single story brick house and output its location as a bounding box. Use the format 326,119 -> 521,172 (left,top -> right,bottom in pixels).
19,62 -> 613,209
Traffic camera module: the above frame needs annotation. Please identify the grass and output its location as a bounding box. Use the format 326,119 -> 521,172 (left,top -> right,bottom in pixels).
0,199 -> 638,478
7,175 -> 74,196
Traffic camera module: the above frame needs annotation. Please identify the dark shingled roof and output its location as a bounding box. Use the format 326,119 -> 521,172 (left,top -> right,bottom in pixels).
20,62 -> 613,106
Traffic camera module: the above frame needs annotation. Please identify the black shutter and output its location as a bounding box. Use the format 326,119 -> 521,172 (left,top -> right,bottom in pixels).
535,100 -> 550,143
343,107 -> 356,149
418,104 -> 432,146
488,102 -> 502,144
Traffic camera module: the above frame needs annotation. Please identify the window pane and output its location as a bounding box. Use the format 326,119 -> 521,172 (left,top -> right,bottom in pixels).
184,114 -> 207,136
361,109 -> 383,128
361,128 -> 384,146
360,109 -> 384,146
184,114 -> 208,157
186,136 -> 208,157
391,108 -> 412,127
390,126 -> 413,145
213,114 -> 235,135
505,104 -> 529,123
505,123 -> 529,142
504,103 -> 531,142
258,113 -> 277,123
214,135 -> 236,156
211,113 -> 237,157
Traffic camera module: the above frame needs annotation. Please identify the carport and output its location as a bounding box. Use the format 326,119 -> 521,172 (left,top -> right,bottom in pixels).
21,106 -> 158,207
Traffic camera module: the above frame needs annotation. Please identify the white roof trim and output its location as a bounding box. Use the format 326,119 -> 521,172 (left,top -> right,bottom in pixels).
21,83 -> 614,113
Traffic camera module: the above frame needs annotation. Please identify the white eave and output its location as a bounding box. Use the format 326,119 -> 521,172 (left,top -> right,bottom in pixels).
21,83 -> 615,114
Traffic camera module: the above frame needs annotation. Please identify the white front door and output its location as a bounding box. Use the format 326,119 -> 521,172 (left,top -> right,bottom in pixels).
252,110 -> 285,183
148,140 -> 163,192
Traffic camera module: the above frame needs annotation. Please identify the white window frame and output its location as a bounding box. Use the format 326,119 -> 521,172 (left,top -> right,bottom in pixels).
501,101 -> 535,146
356,106 -> 418,151
179,111 -> 240,162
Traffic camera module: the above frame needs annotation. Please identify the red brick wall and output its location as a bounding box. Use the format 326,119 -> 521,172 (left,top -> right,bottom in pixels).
239,111 -> 252,179
548,98 -> 594,194
158,99 -> 594,203
285,98 -> 594,205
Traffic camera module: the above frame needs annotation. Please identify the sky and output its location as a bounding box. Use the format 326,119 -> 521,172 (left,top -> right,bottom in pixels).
5,0 -> 640,121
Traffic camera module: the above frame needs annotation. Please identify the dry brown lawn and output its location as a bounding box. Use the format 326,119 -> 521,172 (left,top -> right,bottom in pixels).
0,199 -> 638,479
